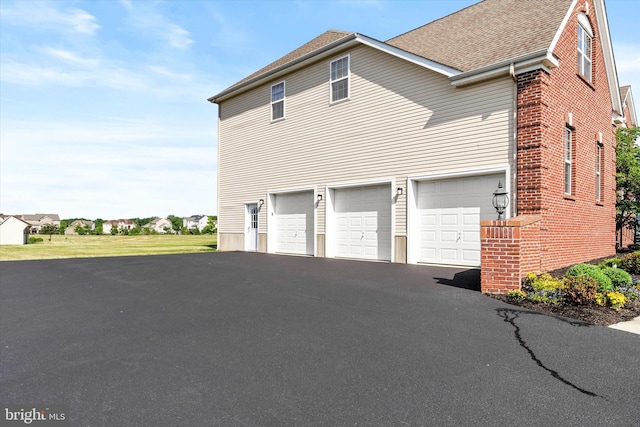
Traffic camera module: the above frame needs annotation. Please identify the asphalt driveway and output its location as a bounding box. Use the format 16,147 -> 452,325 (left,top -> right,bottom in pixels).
1,252 -> 639,426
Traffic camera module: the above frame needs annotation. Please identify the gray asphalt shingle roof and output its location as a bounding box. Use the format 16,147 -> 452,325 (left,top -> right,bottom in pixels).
216,0 -> 574,97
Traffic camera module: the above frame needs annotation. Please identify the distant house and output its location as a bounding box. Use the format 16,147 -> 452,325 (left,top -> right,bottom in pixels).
183,215 -> 208,232
64,220 -> 95,235
0,216 -> 30,245
143,218 -> 173,234
20,213 -> 61,234
103,219 -> 137,234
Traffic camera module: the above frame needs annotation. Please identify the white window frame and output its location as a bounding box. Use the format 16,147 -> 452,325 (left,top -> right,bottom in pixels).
564,127 -> 573,195
330,55 -> 350,103
271,81 -> 285,121
596,143 -> 602,201
577,19 -> 592,82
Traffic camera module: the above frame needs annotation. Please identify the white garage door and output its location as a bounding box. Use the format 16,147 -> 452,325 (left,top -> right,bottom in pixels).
275,192 -> 314,255
416,173 -> 504,266
334,185 -> 391,261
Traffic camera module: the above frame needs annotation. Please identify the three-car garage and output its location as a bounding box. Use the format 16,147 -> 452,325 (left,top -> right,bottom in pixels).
264,170 -> 507,266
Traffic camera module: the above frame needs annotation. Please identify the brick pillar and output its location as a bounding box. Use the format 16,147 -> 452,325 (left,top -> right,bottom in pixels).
481,215 -> 542,294
516,69 -> 550,215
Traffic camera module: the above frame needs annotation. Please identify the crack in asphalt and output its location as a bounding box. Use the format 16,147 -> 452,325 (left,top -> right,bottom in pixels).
497,308 -> 601,398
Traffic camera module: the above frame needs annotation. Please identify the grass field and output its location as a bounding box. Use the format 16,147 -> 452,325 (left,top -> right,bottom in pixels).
0,234 -> 217,261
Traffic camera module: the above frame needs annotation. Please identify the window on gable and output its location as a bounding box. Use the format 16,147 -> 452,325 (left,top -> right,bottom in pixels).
330,55 -> 349,103
564,127 -> 573,195
596,143 -> 603,201
271,81 -> 285,121
577,14 -> 593,82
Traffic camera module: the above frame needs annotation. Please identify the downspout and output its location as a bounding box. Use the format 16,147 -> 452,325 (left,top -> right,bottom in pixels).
510,63 -> 518,217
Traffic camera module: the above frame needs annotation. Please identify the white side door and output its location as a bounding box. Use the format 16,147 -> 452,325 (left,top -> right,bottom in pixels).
245,204 -> 258,252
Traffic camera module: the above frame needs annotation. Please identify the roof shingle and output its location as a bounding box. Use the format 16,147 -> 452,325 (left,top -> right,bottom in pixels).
386,0 -> 573,72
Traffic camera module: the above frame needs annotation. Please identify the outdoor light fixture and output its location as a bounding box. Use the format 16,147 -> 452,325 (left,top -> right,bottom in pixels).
258,199 -> 264,207
317,194 -> 323,202
492,181 -> 509,220
396,187 -> 403,196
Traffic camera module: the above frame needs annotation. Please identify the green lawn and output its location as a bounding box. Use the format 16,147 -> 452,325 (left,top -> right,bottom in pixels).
0,234 -> 217,261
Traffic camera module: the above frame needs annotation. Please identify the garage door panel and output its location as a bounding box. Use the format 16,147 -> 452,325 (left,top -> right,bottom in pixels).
462,213 -> 479,225
441,248 -> 458,260
462,250 -> 480,263
440,214 -> 458,226
416,173 -> 504,266
441,231 -> 458,242
463,230 -> 480,243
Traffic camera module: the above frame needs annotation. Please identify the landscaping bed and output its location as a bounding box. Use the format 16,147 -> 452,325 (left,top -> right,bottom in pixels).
490,251 -> 640,326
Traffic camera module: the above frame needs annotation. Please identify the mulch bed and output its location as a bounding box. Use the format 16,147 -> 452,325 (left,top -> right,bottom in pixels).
489,252 -> 640,326
490,294 -> 640,326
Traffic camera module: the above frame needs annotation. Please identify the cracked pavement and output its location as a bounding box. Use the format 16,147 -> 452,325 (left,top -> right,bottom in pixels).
2,252 -> 639,426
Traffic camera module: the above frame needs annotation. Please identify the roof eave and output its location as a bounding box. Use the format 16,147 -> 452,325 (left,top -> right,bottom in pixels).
449,50 -> 559,87
209,34 -> 359,104
209,33 -> 461,104
593,0 -> 624,116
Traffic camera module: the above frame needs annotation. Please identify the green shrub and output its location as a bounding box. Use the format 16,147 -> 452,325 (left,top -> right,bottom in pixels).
619,251 -> 640,275
601,266 -> 633,288
565,264 -> 613,292
598,257 -> 622,269
28,236 -> 43,244
563,276 -> 599,306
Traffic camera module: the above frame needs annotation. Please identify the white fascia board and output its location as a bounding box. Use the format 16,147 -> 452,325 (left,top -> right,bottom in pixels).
354,34 -> 461,77
450,50 -> 559,87
625,88 -> 637,126
549,0 -> 579,53
210,34 -> 359,103
210,33 -> 463,103
594,0 -> 623,115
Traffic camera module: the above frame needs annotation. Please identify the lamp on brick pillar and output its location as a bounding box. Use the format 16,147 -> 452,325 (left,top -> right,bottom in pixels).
492,181 -> 509,220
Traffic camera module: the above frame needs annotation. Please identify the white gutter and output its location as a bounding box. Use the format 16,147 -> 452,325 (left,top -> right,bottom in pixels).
356,34 -> 460,77
450,49 -> 559,87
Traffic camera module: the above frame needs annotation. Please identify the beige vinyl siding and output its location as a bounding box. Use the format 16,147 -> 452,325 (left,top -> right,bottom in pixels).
218,44 -> 513,237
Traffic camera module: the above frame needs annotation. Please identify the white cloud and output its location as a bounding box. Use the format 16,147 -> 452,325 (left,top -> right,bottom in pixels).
0,59 -> 148,91
166,24 -> 194,50
39,46 -> 100,66
123,6 -> 194,51
0,117 -> 217,218
0,3 -> 100,35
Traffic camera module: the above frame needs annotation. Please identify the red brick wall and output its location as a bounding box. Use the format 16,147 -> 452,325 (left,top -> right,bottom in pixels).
515,0 -> 616,272
480,216 -> 542,293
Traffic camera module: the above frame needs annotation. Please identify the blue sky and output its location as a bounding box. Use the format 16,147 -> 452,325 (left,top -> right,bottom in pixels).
1,0 -> 638,220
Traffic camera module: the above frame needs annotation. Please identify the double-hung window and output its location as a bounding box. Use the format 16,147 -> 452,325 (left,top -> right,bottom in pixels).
330,56 -> 349,103
595,143 -> 603,201
577,15 -> 593,82
564,127 -> 573,195
271,81 -> 285,121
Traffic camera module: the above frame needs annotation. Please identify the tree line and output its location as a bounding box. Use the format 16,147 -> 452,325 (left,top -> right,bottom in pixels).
38,215 -> 217,237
